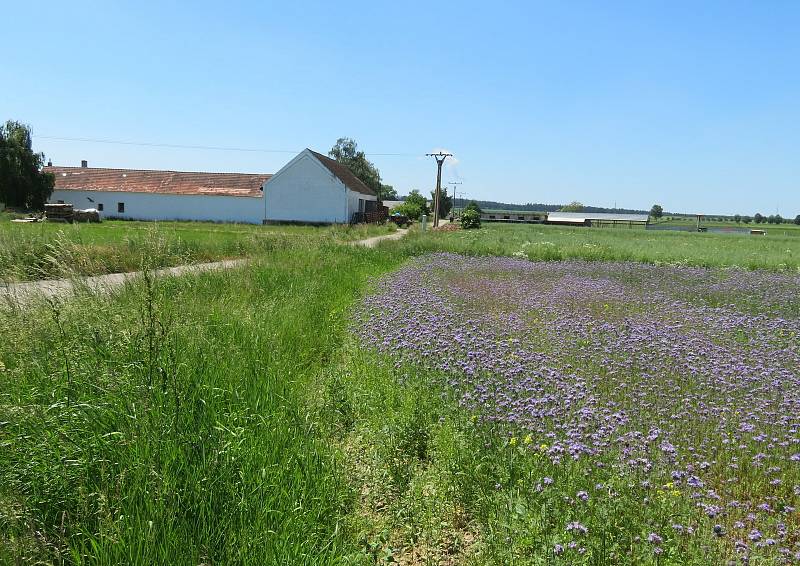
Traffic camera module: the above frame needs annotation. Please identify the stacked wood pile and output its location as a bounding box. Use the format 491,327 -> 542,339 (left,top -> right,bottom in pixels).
43,204 -> 101,223
44,203 -> 74,223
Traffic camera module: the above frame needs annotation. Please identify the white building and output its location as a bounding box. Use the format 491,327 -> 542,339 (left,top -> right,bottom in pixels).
46,149 -> 379,224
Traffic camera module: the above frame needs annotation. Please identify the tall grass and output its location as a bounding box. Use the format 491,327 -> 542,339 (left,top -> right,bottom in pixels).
0,220 -> 394,281
0,243 -> 401,564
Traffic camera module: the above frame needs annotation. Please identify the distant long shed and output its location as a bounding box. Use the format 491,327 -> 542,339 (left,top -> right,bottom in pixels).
546,212 -> 650,227
481,211 -> 545,223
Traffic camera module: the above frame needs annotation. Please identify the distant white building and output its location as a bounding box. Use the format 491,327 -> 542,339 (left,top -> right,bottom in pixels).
46,148 -> 378,224
546,212 -> 650,227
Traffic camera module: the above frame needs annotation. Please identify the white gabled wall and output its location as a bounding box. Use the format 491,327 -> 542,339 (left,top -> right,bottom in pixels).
346,188 -> 378,217
264,151 -> 349,223
49,189 -> 264,224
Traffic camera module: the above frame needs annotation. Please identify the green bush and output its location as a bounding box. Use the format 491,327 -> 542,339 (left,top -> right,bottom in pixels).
464,200 -> 482,214
460,208 -> 481,229
391,202 -> 424,221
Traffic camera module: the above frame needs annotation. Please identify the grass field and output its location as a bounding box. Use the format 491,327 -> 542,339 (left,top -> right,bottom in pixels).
0,218 -> 394,281
1,223 -> 798,564
405,222 -> 800,271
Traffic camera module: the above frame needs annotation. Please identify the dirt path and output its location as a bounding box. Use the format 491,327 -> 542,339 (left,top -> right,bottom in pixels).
350,227 -> 409,248
1,259 -> 248,305
352,218 -> 448,248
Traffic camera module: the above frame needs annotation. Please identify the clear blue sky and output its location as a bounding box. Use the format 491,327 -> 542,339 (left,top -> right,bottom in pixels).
4,1 -> 799,216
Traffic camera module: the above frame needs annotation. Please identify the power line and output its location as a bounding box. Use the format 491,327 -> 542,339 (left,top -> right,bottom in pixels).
37,135 -> 421,157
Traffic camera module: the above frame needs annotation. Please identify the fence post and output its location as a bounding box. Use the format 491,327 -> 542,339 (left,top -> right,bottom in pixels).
421,214 -> 427,231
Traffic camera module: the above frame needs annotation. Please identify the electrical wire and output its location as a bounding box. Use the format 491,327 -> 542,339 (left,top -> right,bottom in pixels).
36,135 -> 422,157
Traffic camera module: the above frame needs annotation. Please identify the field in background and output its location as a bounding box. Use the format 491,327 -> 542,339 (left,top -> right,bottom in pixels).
405,222 -> 800,271
1,222 -> 798,564
652,217 -> 800,232
0,218 -> 394,281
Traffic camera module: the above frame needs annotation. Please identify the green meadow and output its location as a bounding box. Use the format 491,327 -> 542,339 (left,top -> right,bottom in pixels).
0,218 -> 393,281
1,222 -> 798,564
406,222 -> 800,271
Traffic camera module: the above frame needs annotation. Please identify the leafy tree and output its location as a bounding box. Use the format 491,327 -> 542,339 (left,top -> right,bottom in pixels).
464,200 -> 482,214
460,208 -> 481,229
754,213 -> 764,224
742,216 -> 752,224
650,204 -> 664,220
329,137 -> 384,198
794,214 -> 800,226
380,184 -> 398,200
767,215 -> 777,224
775,214 -> 783,224
404,189 -> 429,210
0,120 -> 54,210
733,214 -> 741,223
560,201 -> 585,212
391,201 -> 424,221
391,189 -> 429,220
430,187 -> 453,218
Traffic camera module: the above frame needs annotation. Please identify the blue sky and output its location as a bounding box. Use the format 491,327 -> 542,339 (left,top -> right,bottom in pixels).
4,1 -> 799,215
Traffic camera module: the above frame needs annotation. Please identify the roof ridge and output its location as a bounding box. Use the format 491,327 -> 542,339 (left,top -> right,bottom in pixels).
44,165 -> 272,176
306,149 -> 377,197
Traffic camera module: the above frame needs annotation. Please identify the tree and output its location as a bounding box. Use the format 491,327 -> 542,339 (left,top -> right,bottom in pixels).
733,214 -> 741,223
380,184 -> 398,200
391,189 -> 429,221
650,204 -> 664,220
754,213 -> 764,224
767,215 -> 777,224
0,120 -> 54,210
430,187 -> 453,218
464,200 -> 482,214
328,138 -> 384,199
742,216 -> 752,224
404,189 -> 429,211
775,214 -> 783,224
561,201 -> 585,212
794,215 -> 800,226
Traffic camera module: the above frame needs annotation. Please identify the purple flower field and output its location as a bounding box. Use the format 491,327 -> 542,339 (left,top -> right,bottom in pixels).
354,253 -> 800,561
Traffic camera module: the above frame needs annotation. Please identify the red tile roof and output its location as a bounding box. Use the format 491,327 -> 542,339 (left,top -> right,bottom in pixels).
45,166 -> 271,198
308,150 -> 377,196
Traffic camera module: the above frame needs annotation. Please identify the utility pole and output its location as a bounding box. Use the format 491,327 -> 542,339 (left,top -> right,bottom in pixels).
448,181 -> 463,216
426,152 -> 452,227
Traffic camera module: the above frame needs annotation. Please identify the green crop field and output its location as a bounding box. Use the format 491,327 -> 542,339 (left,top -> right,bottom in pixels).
1,223 -> 798,564
0,217 -> 394,282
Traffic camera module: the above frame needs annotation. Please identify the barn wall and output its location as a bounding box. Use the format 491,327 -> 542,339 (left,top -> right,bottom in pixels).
346,189 -> 378,221
264,154 -> 348,223
49,189 -> 264,223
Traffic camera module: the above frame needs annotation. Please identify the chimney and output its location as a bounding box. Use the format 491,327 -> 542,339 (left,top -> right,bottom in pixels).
81,160 -> 88,168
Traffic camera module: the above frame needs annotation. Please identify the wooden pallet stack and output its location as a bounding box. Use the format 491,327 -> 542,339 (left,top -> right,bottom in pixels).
44,203 -> 74,223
